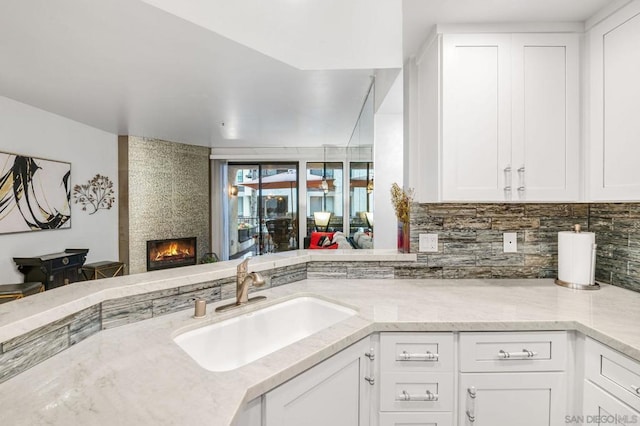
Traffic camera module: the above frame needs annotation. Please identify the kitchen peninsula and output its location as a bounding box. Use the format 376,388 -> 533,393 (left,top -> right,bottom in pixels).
1,252 -> 639,425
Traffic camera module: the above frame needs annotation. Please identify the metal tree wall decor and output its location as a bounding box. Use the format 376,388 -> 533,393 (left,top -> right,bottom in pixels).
73,174 -> 115,214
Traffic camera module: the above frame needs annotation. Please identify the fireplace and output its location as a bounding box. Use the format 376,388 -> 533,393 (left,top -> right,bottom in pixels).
146,237 -> 197,271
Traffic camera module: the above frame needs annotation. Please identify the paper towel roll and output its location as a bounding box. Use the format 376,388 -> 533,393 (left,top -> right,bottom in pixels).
557,231 -> 596,286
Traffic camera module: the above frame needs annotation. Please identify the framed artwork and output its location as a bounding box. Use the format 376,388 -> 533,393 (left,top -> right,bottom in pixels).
0,151 -> 71,234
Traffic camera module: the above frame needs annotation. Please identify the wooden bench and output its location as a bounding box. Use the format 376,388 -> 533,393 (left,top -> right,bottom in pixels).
0,282 -> 45,304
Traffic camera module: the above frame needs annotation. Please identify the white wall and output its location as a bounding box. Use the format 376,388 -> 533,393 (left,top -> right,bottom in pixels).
374,74 -> 404,249
0,97 -> 118,282
405,32 -> 441,203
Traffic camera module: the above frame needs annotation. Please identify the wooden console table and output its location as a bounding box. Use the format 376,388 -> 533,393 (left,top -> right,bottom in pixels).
13,249 -> 89,291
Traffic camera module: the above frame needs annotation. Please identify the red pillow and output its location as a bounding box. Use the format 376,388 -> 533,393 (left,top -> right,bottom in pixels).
310,232 -> 335,247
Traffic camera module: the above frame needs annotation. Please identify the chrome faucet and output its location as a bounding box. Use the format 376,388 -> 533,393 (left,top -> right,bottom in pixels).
216,258 -> 266,312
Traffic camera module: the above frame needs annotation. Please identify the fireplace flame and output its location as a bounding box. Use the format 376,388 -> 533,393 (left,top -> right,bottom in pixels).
154,242 -> 191,261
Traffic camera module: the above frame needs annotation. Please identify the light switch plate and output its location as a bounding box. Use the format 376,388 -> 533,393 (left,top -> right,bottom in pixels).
419,233 -> 438,252
503,232 -> 517,253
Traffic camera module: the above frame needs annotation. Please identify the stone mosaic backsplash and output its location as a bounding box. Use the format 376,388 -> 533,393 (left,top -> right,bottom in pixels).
589,203 -> 640,292
409,202 -> 640,292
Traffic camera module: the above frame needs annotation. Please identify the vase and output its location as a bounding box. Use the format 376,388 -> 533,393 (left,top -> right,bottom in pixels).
397,221 -> 410,253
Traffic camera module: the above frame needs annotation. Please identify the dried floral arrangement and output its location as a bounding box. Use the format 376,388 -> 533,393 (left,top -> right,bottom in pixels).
73,174 -> 115,214
390,182 -> 414,224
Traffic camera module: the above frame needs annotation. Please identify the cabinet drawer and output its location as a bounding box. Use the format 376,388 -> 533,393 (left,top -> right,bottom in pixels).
380,372 -> 453,412
380,332 -> 454,372
583,380 -> 640,425
459,331 -> 567,372
379,412 -> 453,426
585,338 -> 640,412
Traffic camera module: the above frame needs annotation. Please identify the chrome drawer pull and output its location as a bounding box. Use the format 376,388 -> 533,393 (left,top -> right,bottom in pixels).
466,410 -> 476,423
397,389 -> 438,402
397,350 -> 439,361
467,387 -> 476,399
631,385 -> 640,396
498,349 -> 537,359
365,348 -> 375,361
364,376 -> 375,386
466,387 -> 477,423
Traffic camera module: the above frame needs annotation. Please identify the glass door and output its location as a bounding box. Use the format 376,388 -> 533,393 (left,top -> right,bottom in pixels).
227,162 -> 299,258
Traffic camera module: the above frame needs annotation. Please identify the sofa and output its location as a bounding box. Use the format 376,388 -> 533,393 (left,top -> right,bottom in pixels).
306,231 -> 353,249
305,231 -> 372,249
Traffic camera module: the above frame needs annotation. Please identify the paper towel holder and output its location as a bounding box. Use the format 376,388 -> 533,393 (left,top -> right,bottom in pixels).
555,224 -> 600,290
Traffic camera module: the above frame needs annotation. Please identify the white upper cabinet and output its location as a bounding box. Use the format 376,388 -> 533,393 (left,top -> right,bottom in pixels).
440,32 -> 580,202
442,34 -> 512,201
511,34 -> 580,202
589,1 -> 640,201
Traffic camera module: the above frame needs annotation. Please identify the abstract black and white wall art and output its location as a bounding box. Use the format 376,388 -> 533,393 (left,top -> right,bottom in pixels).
0,152 -> 71,234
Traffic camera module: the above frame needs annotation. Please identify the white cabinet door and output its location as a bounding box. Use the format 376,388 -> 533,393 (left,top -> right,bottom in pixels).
583,381 -> 640,425
441,33 -> 579,201
442,34 -> 512,201
589,2 -> 640,200
379,412 -> 453,426
459,372 -> 567,426
511,34 -> 580,201
264,337 -> 373,426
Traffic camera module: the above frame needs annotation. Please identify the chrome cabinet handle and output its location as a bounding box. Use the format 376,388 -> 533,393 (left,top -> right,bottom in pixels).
631,385 -> 640,396
364,347 -> 375,386
466,387 -> 476,423
396,389 -> 438,402
397,350 -> 439,361
498,349 -> 537,359
466,410 -> 476,423
365,348 -> 375,361
517,166 -> 525,193
504,165 -> 512,192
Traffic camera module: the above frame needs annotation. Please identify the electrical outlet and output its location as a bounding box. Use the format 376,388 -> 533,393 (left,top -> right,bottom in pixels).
503,232 -> 518,253
419,233 -> 438,252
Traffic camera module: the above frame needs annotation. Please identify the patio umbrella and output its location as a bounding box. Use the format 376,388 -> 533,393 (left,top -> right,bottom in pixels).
237,171 -> 334,191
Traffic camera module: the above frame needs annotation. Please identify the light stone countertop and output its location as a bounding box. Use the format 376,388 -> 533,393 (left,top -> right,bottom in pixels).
2,278 -> 640,425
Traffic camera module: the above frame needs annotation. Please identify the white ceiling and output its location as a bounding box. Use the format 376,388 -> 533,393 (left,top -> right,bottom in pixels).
0,0 -> 623,149
403,0 -> 620,60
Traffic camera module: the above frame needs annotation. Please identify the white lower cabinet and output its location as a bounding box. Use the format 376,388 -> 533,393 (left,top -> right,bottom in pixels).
379,412 -> 453,426
582,337 -> 640,424
459,372 -> 566,426
250,331 -> 640,426
583,381 -> 640,426
263,337 -> 374,426
379,333 -> 454,426
458,331 -> 568,426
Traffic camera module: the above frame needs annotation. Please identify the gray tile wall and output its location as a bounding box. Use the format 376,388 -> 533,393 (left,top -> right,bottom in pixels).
589,203 -> 640,292
121,136 -> 211,274
408,203 -> 590,279
409,202 -> 640,292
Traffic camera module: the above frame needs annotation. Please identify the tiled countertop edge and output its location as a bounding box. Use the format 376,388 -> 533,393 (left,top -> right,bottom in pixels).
0,250 -> 416,343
